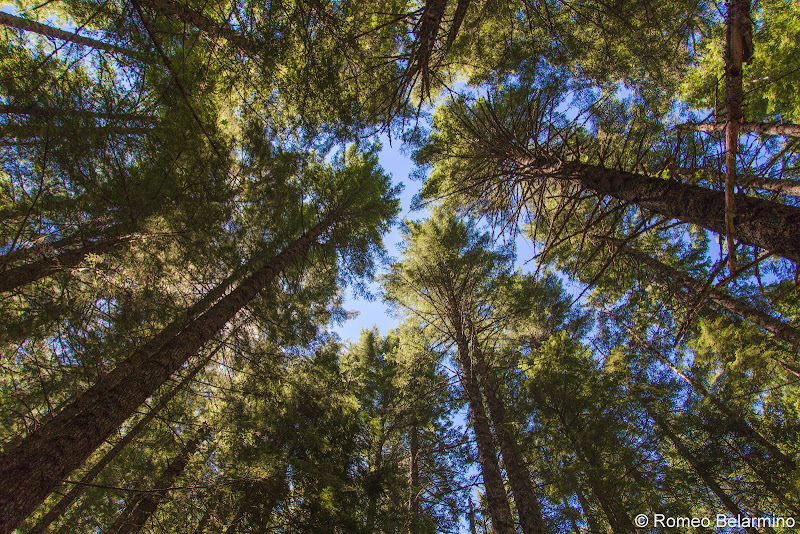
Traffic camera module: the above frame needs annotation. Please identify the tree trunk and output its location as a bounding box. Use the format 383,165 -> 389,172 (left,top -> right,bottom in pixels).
539,160 -> 800,263
573,480 -> 602,534
607,238 -> 800,357
677,122 -> 800,138
107,426 -> 209,534
408,422 -> 420,534
468,497 -> 478,534
0,216 -> 333,533
0,12 -> 145,61
0,232 -> 133,293
469,330 -> 549,534
453,325 -> 516,534
28,353 -> 213,534
652,413 -> 761,534
675,167 -> 800,197
723,0 -> 750,269
0,235 -> 132,293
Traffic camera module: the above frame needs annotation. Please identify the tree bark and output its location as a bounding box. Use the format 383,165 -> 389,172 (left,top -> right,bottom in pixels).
573,480 -> 602,534
0,216 -> 333,533
652,413 -> 760,534
675,167 -> 800,197
28,354 -> 212,534
677,122 -> 800,138
453,325 -> 516,534
0,232 -> 134,293
537,160 -> 800,263
723,0 -> 750,269
469,331 -> 550,534
0,12 -> 145,61
107,426 -> 209,534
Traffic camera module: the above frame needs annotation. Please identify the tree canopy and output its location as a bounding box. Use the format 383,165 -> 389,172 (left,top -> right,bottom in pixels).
1,0 -> 799,532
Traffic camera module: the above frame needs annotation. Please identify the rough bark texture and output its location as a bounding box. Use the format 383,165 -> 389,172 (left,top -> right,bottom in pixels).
0,232 -> 133,293
654,414 -> 760,534
0,12 -> 145,60
723,0 -> 750,269
470,336 -> 550,534
677,122 -> 800,138
0,217 -> 332,533
544,161 -> 800,263
108,427 -> 208,534
453,326 -> 516,534
28,355 -> 212,534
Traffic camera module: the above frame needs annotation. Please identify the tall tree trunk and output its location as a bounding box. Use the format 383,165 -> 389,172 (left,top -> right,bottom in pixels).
675,167 -> 800,197
0,215 -> 333,533
469,329 -> 550,534
573,480 -> 602,534
0,12 -> 145,61
468,497 -> 478,534
28,353 -> 213,534
722,0 -> 751,269
651,412 -> 761,534
408,422 -> 420,534
0,232 -> 134,293
107,426 -> 209,534
606,238 -> 800,357
1,225 -> 109,269
452,324 -> 516,534
677,122 -> 800,138
540,160 -> 800,263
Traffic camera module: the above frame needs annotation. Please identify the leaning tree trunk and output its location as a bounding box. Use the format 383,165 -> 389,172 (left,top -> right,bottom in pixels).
546,161 -> 800,263
28,351 -> 214,534
0,12 -> 145,60
469,330 -> 550,534
650,411 -> 761,534
452,323 -> 516,534
572,479 -> 603,534
107,426 -> 210,534
0,215 -> 333,533
677,122 -> 800,138
0,232 -> 134,293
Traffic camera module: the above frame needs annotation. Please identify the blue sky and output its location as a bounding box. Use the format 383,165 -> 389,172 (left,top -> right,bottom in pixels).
333,138 -> 422,344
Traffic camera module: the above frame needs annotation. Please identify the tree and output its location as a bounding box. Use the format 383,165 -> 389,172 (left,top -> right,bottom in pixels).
0,147 -> 399,532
